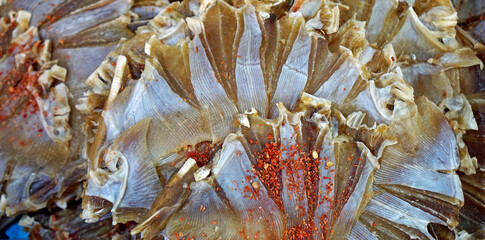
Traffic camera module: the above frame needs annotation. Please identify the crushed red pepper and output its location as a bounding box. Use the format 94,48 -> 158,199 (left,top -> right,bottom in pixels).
185,141 -> 220,167
252,138 -> 284,209
247,132 -> 334,239
0,21 -> 47,143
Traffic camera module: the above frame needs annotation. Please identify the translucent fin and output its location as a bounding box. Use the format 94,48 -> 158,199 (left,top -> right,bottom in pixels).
84,118 -> 162,223
269,13 -> 311,118
313,50 -> 363,107
235,6 -> 268,117
188,33 -> 238,142
165,179 -> 242,239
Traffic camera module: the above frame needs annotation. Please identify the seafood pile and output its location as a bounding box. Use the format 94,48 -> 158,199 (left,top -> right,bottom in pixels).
0,0 -> 484,239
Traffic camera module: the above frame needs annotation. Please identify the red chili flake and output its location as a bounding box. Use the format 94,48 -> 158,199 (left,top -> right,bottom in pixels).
7,44 -> 15,54
252,141 -> 283,209
212,220 -> 217,225
266,133 -> 273,140
372,222 -> 376,227
58,39 -> 64,44
195,46 -> 198,54
186,141 -> 216,167
180,217 -> 184,222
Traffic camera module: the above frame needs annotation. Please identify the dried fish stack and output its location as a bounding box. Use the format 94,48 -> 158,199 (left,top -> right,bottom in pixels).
451,0 -> 485,238
0,0 -> 142,217
0,0 -> 484,239
78,0 -> 483,239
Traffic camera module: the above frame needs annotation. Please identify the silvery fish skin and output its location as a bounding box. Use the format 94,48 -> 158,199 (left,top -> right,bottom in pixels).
78,0 -> 482,239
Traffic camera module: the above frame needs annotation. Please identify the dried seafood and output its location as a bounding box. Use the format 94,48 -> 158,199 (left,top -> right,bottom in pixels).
19,202 -> 135,240
451,0 -> 485,238
0,0 -> 483,239
0,0 -> 139,216
78,0 -> 482,239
